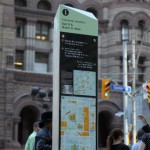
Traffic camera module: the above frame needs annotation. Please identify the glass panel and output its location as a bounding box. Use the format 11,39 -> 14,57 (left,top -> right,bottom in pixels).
36,22 -> 49,40
122,27 -> 128,40
15,50 -> 24,70
37,1 -> 51,10
35,52 -> 48,63
138,67 -> 144,82
35,52 -> 49,72
16,20 -> 24,37
121,20 -> 129,41
6,54 -> 14,67
138,20 -> 145,39
34,63 -> 47,73
42,24 -> 48,35
36,23 -> 41,35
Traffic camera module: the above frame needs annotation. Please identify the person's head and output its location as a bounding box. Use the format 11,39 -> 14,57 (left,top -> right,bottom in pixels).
33,122 -> 40,132
107,128 -> 124,150
137,128 -> 145,141
39,111 -> 52,128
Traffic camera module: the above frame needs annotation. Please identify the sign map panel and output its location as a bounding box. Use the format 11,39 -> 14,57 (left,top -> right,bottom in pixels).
61,96 -> 96,150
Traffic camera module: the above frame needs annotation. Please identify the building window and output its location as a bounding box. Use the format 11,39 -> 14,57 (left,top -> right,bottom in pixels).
15,0 -> 27,7
6,53 -> 14,68
86,7 -> 97,18
138,56 -> 145,82
120,19 -> 129,41
137,20 -> 145,44
16,19 -> 25,38
34,52 -> 49,73
36,22 -> 49,40
37,0 -> 51,10
15,50 -> 24,70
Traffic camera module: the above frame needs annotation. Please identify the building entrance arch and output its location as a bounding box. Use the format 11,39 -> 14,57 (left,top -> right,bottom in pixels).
98,100 -> 123,149
98,110 -> 113,147
18,105 -> 40,145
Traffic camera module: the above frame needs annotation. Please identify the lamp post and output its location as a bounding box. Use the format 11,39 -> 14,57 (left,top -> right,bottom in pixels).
132,39 -> 136,144
122,27 -> 128,145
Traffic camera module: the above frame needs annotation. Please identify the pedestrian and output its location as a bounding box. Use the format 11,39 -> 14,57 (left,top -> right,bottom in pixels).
106,128 -> 130,150
131,128 -> 145,150
34,111 -> 52,150
137,114 -> 150,133
25,122 -> 40,150
137,114 -> 150,150
138,132 -> 150,150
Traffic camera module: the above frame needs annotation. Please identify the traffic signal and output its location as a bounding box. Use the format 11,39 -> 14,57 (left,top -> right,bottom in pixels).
146,82 -> 150,103
101,78 -> 110,100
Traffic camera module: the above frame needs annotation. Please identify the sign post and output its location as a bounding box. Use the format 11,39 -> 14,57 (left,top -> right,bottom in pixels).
53,5 -> 98,150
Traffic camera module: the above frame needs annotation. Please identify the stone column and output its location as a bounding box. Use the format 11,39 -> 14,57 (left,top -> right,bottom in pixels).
102,7 -> 108,20
48,22 -> 54,73
13,117 -> 21,141
25,19 -> 37,71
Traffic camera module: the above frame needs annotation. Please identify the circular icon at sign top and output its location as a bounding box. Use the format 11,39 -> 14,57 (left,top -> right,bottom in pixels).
62,9 -> 69,16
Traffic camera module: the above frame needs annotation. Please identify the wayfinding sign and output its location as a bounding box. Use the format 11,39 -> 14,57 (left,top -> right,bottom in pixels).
53,4 -> 98,150
110,84 -> 131,93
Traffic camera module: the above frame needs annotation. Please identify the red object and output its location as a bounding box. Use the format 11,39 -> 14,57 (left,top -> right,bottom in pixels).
147,85 -> 150,90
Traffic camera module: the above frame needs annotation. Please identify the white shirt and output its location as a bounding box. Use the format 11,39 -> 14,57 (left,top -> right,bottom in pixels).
131,140 -> 141,150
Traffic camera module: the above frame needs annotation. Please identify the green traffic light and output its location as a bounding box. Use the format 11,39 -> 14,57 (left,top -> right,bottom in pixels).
105,92 -> 109,96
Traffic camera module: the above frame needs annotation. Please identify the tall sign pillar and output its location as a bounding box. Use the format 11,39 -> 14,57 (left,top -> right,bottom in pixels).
53,4 -> 98,150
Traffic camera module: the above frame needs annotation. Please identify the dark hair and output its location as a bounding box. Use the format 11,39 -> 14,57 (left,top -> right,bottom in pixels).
107,128 -> 123,150
33,122 -> 39,128
137,128 -> 145,140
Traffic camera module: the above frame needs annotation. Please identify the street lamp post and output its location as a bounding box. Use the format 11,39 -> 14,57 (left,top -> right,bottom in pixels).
122,40 -> 128,144
122,28 -> 128,145
132,39 -> 136,144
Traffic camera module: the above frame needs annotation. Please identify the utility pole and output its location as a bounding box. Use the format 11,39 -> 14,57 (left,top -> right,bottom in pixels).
122,28 -> 128,144
132,39 -> 136,144
123,40 -> 128,144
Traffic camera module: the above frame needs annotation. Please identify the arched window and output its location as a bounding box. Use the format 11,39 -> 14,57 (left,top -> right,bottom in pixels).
86,7 -> 97,18
137,20 -> 145,43
120,19 -> 129,41
15,0 -> 27,7
64,3 -> 74,7
37,0 -> 51,10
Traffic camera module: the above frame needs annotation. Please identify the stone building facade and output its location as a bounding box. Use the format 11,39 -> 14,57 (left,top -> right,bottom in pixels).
0,0 -> 150,149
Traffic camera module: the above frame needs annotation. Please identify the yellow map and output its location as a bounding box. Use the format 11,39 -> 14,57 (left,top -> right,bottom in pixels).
60,96 -> 96,150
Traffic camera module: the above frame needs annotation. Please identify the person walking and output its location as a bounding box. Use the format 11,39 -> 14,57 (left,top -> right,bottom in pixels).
34,111 -> 52,150
138,132 -> 150,150
25,122 -> 40,150
131,128 -> 145,150
137,114 -> 150,150
137,114 -> 150,133
106,128 -> 130,150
